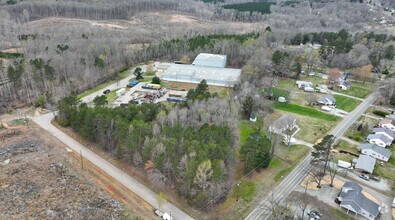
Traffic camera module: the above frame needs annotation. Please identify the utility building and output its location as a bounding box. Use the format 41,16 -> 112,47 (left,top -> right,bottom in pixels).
161,53 -> 241,87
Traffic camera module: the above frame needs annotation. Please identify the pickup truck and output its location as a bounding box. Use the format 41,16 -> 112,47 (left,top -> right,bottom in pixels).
154,209 -> 172,220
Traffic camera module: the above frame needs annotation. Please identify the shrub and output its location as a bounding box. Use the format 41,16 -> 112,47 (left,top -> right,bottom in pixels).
373,110 -> 389,117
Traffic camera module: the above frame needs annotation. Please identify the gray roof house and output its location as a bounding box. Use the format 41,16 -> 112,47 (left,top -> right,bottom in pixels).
366,134 -> 392,148
317,94 -> 336,105
354,155 -> 376,174
337,182 -> 381,220
359,143 -> 392,162
269,115 -> 297,134
386,114 -> 395,120
372,127 -> 394,141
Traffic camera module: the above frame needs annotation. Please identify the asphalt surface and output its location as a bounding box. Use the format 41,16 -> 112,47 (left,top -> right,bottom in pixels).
245,92 -> 379,220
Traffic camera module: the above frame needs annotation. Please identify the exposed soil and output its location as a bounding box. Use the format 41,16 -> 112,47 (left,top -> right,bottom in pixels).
0,125 -> 151,219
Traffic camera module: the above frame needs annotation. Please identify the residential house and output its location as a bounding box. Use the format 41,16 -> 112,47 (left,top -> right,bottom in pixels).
379,118 -> 395,131
317,94 -> 336,106
337,181 -> 381,220
386,114 -> 395,120
372,127 -> 394,141
353,155 -> 376,174
295,81 -> 313,89
366,134 -> 392,148
269,115 -> 297,134
358,143 -> 392,162
338,81 -> 351,90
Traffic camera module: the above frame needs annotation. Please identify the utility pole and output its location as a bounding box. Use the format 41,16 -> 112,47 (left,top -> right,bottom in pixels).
80,149 -> 84,169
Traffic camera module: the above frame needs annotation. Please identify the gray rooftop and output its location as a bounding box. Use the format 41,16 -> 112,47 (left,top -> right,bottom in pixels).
372,127 -> 394,138
339,182 -> 380,217
386,114 -> 395,120
354,155 -> 376,173
359,143 -> 392,158
162,63 -> 241,87
270,115 -> 297,132
367,133 -> 392,145
318,94 -> 336,104
192,53 -> 227,68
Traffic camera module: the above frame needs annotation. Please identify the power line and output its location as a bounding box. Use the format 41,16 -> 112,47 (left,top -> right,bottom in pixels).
191,153 -> 276,217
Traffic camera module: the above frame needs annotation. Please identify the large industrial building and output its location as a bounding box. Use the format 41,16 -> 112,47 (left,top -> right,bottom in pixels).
160,53 -> 241,87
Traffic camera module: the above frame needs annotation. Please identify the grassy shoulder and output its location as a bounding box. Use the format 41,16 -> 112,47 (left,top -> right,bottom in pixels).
333,94 -> 361,112
78,68 -> 131,99
217,120 -> 311,219
273,102 -> 339,122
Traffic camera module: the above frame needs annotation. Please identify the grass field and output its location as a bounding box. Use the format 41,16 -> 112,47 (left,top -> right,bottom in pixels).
333,95 -> 361,112
333,140 -> 359,155
295,116 -> 338,143
334,81 -> 373,99
239,121 -> 256,146
273,102 -> 339,121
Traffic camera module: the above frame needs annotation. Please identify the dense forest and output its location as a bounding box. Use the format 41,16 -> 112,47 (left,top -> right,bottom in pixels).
56,81 -> 251,207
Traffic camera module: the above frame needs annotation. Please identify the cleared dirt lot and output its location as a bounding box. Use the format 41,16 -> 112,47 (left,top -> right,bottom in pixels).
0,126 -> 151,220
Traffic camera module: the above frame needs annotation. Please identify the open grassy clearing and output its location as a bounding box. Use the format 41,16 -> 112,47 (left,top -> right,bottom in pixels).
333,81 -> 373,99
273,103 -> 339,121
332,151 -> 355,163
294,116 -> 337,143
333,140 -> 359,155
333,94 -> 361,112
105,88 -> 122,103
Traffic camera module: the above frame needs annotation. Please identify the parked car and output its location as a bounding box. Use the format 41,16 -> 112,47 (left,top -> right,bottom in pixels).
103,89 -> 111,94
359,174 -> 370,181
308,210 -> 321,219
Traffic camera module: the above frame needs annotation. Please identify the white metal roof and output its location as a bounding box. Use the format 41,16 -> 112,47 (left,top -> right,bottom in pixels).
162,63 -> 241,87
192,53 -> 227,68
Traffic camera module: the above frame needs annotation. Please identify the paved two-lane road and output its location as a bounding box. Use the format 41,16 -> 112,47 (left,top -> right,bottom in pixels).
33,113 -> 193,220
246,92 -> 379,220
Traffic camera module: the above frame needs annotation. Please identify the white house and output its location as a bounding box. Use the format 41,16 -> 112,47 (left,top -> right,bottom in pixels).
359,143 -> 392,162
379,118 -> 395,131
295,81 -> 313,89
317,94 -> 336,106
366,133 -> 392,148
372,127 -> 394,141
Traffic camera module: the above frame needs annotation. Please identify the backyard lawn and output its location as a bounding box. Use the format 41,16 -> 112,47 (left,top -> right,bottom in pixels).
333,94 -> 361,112
333,140 -> 359,155
334,81 -> 373,99
273,102 -> 339,121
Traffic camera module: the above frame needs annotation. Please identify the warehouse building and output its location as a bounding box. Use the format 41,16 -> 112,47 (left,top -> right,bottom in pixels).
160,53 -> 241,87
192,53 -> 227,68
